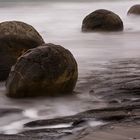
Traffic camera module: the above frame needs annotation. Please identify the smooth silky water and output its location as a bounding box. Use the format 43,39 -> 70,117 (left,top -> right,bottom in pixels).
0,0 -> 140,134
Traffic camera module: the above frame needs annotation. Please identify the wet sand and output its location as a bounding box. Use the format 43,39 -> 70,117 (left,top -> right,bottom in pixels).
0,0 -> 140,139
0,104 -> 139,140
77,121 -> 140,140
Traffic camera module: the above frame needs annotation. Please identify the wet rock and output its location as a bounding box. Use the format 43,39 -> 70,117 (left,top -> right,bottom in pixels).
6,43 -> 78,98
72,119 -> 86,127
99,115 -> 128,121
82,9 -> 123,32
127,5 -> 140,15
109,99 -> 120,104
24,104 -> 140,128
89,89 -> 94,93
24,117 -> 74,128
0,108 -> 22,117
0,134 -> 54,140
0,21 -> 44,81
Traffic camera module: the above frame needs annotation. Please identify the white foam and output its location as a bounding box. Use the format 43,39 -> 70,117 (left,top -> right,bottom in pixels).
0,120 -> 27,134
35,123 -> 72,129
88,120 -> 105,127
23,109 -> 38,119
45,124 -> 71,129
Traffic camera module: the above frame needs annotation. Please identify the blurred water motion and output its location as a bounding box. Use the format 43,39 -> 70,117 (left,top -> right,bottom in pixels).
0,0 -> 140,134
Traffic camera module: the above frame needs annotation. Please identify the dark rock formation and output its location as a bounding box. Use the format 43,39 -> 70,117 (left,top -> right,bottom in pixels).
127,5 -> 140,15
0,104 -> 139,140
0,108 -> 22,117
82,9 -> 123,32
6,43 -> 78,98
0,21 -> 44,81
24,104 -> 140,128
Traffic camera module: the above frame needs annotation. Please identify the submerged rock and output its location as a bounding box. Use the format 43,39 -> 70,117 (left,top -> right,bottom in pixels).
6,43 -> 78,98
127,5 -> 140,15
0,21 -> 44,81
82,9 -> 123,32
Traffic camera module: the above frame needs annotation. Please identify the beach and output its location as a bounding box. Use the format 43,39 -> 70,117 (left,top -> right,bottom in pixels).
0,0 -> 139,139
77,121 -> 140,140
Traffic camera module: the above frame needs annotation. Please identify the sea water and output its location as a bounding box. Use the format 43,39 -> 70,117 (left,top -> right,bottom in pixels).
0,0 -> 140,134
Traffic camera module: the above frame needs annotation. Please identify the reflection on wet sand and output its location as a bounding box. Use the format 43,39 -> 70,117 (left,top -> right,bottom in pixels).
0,0 -> 139,139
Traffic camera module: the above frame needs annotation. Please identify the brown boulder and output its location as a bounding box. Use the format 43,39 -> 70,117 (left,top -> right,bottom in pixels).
128,5 -> 140,15
6,43 -> 78,98
82,9 -> 123,32
0,21 -> 44,81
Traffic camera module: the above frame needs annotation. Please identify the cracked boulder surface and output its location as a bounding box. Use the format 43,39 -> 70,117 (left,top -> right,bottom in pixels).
127,5 -> 140,15
0,21 -> 45,81
82,9 -> 123,32
6,43 -> 78,98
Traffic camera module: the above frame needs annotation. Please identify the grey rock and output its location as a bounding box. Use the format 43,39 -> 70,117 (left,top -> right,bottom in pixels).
6,43 -> 78,98
0,21 -> 44,81
128,5 -> 140,15
82,9 -> 123,32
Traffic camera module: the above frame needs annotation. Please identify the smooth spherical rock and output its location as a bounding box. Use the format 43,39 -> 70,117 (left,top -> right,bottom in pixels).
127,5 -> 140,15
6,43 -> 78,98
0,21 -> 44,81
82,9 -> 123,32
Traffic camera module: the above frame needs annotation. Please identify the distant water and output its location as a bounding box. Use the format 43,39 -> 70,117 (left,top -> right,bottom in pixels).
0,0 -> 140,134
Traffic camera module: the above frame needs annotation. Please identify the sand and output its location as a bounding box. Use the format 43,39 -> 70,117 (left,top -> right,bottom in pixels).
77,122 -> 140,140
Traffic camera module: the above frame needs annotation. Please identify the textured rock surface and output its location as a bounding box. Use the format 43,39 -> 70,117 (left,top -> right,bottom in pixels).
127,5 -> 140,15
0,21 -> 44,81
6,43 -> 78,98
0,104 -> 139,140
82,9 -> 123,32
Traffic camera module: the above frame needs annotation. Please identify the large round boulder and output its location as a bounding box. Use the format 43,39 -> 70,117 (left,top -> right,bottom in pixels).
6,43 -> 78,98
0,21 -> 44,81
127,5 -> 140,15
82,9 -> 123,32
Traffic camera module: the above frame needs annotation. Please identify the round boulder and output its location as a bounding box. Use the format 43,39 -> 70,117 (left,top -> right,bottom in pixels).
82,9 -> 123,32
127,5 -> 140,15
6,43 -> 78,98
0,21 -> 44,81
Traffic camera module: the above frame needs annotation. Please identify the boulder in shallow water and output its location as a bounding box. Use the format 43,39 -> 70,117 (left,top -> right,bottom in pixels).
6,43 -> 78,98
0,21 -> 44,81
127,5 -> 140,15
82,9 -> 123,32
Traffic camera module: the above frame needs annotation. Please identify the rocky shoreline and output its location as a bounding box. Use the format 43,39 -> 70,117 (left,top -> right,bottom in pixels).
0,103 -> 139,140
0,2 -> 140,140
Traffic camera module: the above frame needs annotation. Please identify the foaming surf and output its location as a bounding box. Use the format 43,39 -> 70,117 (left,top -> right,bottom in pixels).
0,0 -> 140,135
